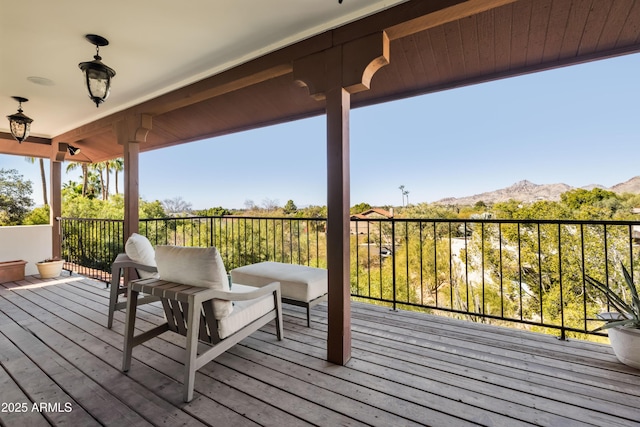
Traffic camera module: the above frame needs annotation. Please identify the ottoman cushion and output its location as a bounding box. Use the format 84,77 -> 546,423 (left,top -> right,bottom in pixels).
231,261 -> 327,303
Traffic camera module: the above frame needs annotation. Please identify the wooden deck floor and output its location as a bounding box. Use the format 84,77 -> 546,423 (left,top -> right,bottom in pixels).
1,273 -> 639,427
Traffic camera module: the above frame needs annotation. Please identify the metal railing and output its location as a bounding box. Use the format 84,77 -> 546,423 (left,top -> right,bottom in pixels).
350,217 -> 640,340
139,216 -> 327,270
60,215 -> 326,282
60,215 -> 640,339
59,217 -> 124,281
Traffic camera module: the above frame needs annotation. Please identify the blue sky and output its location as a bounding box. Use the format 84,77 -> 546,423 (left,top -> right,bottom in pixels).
3,52 -> 639,210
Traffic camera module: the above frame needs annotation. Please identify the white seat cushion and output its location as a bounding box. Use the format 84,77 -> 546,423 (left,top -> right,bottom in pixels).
217,284 -> 275,339
125,233 -> 159,279
231,261 -> 327,302
155,246 -> 232,319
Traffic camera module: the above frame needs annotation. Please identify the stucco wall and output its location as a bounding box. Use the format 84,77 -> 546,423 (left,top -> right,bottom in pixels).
0,225 -> 52,276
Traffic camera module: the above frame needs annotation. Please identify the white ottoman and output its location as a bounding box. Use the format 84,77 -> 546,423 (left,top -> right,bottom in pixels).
231,261 -> 327,326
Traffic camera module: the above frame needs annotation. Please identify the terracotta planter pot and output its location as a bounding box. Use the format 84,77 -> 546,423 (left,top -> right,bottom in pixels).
36,260 -> 64,279
0,260 -> 27,283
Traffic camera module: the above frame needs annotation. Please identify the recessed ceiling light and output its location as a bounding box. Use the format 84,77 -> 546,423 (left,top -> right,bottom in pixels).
27,76 -> 55,86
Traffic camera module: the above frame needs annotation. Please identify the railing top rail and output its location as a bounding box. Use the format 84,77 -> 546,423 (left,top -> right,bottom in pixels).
139,215 -> 327,222
59,217 -> 125,223
61,215 -> 640,226
350,217 -> 640,226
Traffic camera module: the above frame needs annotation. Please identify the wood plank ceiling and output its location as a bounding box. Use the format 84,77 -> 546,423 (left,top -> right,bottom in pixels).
6,0 -> 640,162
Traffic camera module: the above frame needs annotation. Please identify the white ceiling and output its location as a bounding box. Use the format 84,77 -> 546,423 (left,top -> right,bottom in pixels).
0,0 -> 406,138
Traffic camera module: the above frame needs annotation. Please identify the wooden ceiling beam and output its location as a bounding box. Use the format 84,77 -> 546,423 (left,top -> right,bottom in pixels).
0,133 -> 52,158
141,64 -> 294,116
330,0 -> 518,45
383,0 -> 520,40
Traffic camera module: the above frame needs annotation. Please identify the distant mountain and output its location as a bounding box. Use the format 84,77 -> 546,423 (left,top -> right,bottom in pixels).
610,176 -> 640,194
435,176 -> 640,205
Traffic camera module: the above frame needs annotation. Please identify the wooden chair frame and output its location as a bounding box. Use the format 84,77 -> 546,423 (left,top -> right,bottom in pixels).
122,278 -> 283,402
108,253 -> 159,329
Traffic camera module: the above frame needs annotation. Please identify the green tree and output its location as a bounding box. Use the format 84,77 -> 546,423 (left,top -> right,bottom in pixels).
474,200 -> 487,209
350,202 -> 371,215
63,179 -> 84,196
560,188 -> 619,211
23,205 -> 50,225
283,200 -> 297,215
0,169 -> 34,225
300,205 -> 327,218
195,206 -> 231,216
140,199 -> 167,218
66,161 -> 89,197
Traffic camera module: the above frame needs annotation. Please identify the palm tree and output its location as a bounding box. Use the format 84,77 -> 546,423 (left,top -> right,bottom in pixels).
111,158 -> 124,195
81,170 -> 102,199
66,161 -> 89,197
25,157 -> 48,205
102,161 -> 111,200
101,158 -> 124,199
89,162 -> 107,200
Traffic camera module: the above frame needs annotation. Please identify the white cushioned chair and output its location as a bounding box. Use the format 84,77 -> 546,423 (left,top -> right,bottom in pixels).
121,245 -> 283,402
107,233 -> 159,328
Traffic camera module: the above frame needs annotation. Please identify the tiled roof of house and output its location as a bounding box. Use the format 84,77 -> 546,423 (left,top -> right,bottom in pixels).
350,208 -> 393,219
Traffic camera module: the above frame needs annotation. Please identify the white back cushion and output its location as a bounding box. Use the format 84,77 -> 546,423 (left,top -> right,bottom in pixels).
154,246 -> 232,319
125,233 -> 158,279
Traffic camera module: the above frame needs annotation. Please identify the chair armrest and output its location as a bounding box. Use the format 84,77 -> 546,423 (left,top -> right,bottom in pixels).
111,253 -> 158,288
205,281 -> 280,302
112,253 -> 158,273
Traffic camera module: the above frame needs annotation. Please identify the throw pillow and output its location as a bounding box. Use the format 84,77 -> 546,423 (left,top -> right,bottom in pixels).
124,233 -> 158,279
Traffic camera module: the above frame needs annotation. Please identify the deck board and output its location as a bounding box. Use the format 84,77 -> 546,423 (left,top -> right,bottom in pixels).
1,272 -> 639,427
0,325 -> 100,427
254,316 -> 635,426
0,364 -> 51,427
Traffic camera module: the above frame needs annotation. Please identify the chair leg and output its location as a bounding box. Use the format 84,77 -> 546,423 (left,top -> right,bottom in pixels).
108,267 -> 122,329
122,286 -> 139,372
183,300 -> 201,402
306,304 -> 311,327
275,289 -> 284,340
108,285 -> 118,329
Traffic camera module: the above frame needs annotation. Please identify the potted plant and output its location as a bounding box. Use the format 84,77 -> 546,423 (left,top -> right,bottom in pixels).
586,263 -> 640,369
35,257 -> 65,279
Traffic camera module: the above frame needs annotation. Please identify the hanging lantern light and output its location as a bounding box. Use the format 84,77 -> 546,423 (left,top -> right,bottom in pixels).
6,96 -> 33,143
78,34 -> 116,108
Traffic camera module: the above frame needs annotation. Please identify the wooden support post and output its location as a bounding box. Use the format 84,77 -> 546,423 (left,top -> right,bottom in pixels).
123,139 -> 140,239
50,157 -> 62,260
325,47 -> 352,364
114,115 -> 152,239
294,32 -> 389,365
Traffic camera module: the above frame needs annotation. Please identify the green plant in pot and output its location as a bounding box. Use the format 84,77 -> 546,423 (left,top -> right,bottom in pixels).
586,263 -> 640,369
